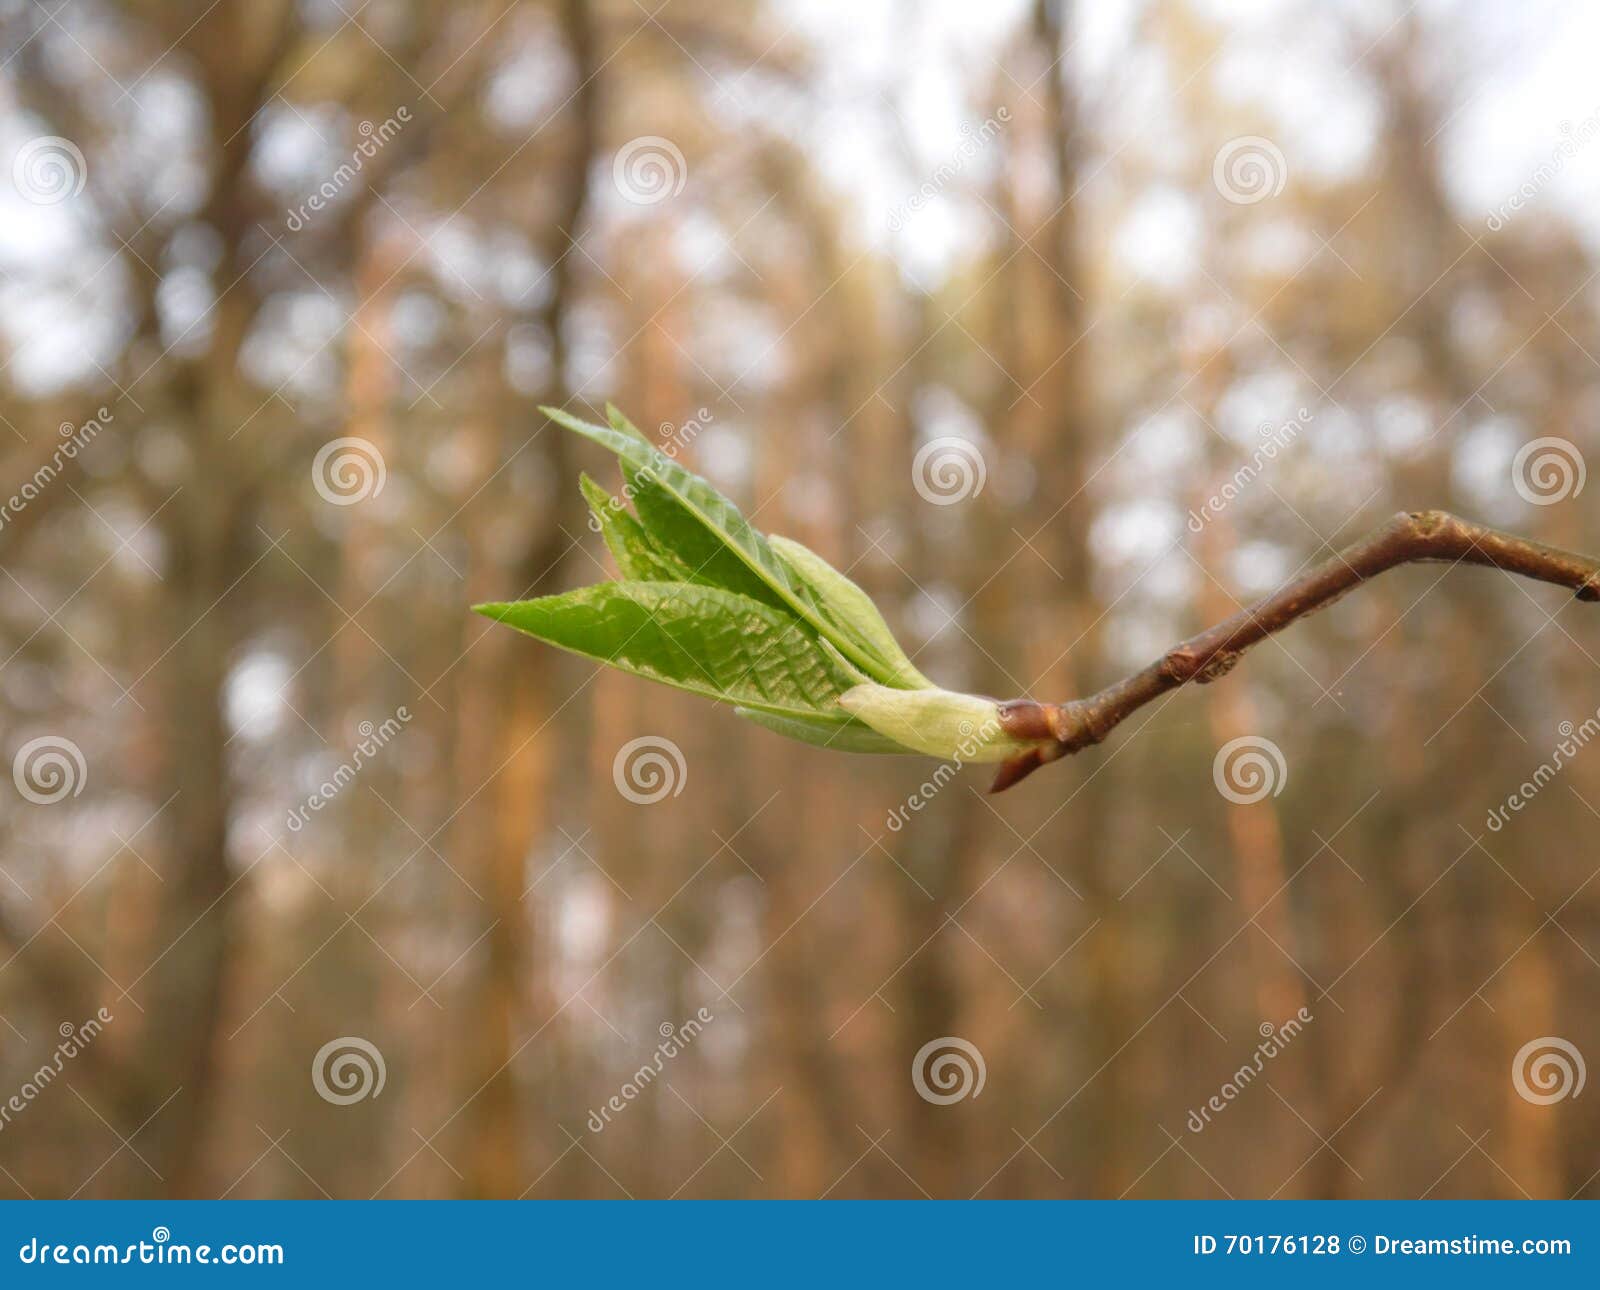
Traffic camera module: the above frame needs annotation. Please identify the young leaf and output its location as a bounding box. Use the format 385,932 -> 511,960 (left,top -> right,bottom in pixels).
604,402 -> 650,442
578,473 -> 687,582
625,464 -> 794,608
474,582 -> 856,720
539,406 -> 894,683
768,534 -> 932,690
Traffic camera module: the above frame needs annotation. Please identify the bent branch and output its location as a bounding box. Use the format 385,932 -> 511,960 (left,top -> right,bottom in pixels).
991,510 -> 1600,791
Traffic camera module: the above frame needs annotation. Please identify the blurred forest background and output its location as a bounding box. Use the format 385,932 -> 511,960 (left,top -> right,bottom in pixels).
2,0 -> 1599,1199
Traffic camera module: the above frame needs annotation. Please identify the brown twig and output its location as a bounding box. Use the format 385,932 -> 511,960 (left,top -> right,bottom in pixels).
990,510 -> 1600,792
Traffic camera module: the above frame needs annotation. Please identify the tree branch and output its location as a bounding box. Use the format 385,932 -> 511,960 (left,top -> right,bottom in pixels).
990,510 -> 1600,791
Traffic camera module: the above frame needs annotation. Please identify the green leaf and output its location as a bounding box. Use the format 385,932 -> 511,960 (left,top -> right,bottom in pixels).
578,473 -> 687,582
768,535 -> 932,690
539,406 -> 892,682
474,582 -> 856,720
733,706 -> 921,755
604,402 -> 651,443
626,465 -> 794,606
481,408 -> 984,763
837,682 -> 1042,763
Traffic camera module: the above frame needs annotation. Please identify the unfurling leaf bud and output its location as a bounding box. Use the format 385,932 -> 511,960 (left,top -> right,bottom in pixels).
837,683 -> 1049,764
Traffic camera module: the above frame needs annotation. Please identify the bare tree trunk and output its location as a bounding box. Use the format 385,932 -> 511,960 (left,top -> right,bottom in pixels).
455,0 -> 598,1197
135,459 -> 253,1196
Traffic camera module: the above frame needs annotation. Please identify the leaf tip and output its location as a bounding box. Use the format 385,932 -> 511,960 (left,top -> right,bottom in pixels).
605,403 -> 649,442
540,404 -> 595,436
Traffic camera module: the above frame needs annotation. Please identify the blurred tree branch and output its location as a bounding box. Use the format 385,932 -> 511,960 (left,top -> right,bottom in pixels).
993,510 -> 1600,789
